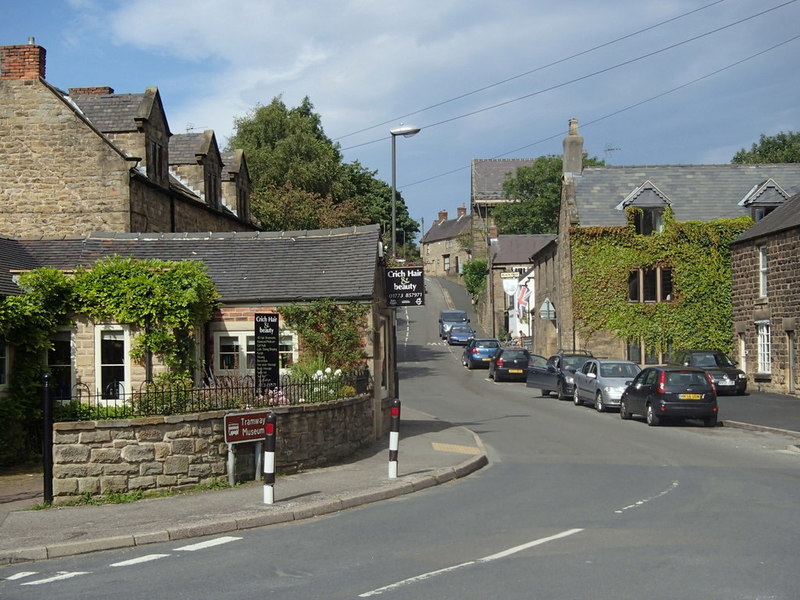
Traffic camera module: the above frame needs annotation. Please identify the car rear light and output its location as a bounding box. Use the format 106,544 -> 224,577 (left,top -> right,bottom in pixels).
704,371 -> 717,393
657,370 -> 666,394
470,348 -> 479,354
496,358 -> 504,367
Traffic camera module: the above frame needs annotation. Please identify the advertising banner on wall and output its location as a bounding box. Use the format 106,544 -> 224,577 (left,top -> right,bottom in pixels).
386,266 -> 425,307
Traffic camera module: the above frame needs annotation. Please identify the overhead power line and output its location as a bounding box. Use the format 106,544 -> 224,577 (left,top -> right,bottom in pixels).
341,0 -> 797,152
400,33 -> 800,189
334,0 -> 728,141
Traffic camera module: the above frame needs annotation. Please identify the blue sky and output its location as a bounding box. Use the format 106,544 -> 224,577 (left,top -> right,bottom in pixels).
3,0 -> 798,240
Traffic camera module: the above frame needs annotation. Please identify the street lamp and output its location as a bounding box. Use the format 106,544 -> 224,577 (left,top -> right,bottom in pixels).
390,124 -> 421,259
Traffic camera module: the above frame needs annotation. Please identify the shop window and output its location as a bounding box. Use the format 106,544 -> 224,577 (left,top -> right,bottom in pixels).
214,330 -> 297,377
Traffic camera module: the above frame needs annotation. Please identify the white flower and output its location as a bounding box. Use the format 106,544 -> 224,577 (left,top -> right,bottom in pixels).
325,367 -> 332,374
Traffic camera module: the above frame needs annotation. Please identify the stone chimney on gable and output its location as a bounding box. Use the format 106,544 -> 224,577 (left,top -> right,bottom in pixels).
457,204 -> 467,218
0,38 -> 46,80
562,117 -> 584,175
437,210 -> 448,223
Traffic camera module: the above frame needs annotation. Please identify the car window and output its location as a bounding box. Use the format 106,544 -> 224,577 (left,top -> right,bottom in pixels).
529,354 -> 548,368
666,371 -> 709,387
503,349 -> 528,359
580,361 -> 592,374
689,353 -> 717,367
601,362 -> 640,378
713,353 -> 735,367
643,369 -> 658,385
562,356 -> 589,370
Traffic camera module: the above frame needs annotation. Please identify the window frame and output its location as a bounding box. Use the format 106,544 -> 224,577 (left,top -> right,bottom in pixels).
758,245 -> 768,298
48,329 -> 75,400
756,320 -> 771,374
212,329 -> 298,379
628,266 -> 673,303
634,207 -> 665,235
94,325 -> 131,399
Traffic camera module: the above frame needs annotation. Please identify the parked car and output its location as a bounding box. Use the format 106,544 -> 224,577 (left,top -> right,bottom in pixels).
526,350 -> 594,399
439,309 -> 469,339
489,347 -> 532,382
462,338 -> 501,370
573,359 -> 641,412
668,349 -> 747,395
619,366 -> 718,427
447,324 -> 476,346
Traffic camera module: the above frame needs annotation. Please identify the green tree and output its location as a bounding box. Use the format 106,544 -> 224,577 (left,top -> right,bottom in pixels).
732,131 -> 800,164
494,155 -> 604,234
462,259 -> 488,298
227,96 -> 418,246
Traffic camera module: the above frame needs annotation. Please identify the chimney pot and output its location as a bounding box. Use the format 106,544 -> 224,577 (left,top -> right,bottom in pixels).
438,210 -> 448,222
457,204 -> 467,218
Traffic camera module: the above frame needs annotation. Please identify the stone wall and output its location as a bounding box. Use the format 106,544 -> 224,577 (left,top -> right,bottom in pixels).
51,394 -> 383,502
732,228 -> 800,395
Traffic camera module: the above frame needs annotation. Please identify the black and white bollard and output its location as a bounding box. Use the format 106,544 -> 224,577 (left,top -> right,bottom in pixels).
388,399 -> 401,479
263,412 -> 277,504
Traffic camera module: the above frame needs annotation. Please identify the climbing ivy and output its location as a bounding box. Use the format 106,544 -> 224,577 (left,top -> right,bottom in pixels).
280,299 -> 369,371
0,257 -> 219,465
571,208 -> 753,355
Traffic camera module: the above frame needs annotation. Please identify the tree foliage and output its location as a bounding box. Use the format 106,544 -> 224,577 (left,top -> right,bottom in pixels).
494,155 -> 604,234
227,96 -> 418,247
732,131 -> 800,164
462,259 -> 488,298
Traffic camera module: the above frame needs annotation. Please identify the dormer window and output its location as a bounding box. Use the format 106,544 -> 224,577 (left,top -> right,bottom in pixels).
634,207 -> 665,236
739,179 -> 790,222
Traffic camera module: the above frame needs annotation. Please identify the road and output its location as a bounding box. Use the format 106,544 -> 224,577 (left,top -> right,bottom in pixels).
2,277 -> 799,599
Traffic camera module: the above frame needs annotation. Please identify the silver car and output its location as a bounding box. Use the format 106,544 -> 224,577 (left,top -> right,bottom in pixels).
572,359 -> 641,412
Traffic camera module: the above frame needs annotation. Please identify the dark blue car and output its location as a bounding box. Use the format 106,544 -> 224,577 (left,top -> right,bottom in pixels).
447,325 -> 476,346
462,338 -> 501,369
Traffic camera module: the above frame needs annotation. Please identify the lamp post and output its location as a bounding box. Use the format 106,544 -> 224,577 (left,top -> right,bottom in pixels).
390,124 -> 421,259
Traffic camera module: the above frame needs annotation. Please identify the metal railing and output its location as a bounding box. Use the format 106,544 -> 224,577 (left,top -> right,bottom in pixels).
52,369 -> 373,422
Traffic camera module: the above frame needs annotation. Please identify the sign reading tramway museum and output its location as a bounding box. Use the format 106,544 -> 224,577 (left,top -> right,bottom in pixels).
386,266 -> 425,307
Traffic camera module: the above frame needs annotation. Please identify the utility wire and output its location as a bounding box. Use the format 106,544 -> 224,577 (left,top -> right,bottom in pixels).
341,0 -> 797,152
400,33 -> 800,189
334,0 -> 728,141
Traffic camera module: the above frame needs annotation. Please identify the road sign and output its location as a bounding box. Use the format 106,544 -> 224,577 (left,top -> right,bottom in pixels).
224,411 -> 269,444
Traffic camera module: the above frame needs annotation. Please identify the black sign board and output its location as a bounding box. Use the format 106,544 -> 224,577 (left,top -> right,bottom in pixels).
255,313 -> 280,391
386,266 -> 425,307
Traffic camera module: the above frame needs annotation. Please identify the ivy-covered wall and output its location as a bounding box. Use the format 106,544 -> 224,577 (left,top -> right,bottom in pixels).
570,210 -> 753,357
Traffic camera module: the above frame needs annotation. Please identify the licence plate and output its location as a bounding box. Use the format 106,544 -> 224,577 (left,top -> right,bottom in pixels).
509,369 -> 523,374
679,393 -> 702,400
482,357 -> 490,361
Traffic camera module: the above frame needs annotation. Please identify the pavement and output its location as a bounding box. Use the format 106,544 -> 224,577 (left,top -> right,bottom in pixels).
0,406 -> 487,565
1,395 -> 799,566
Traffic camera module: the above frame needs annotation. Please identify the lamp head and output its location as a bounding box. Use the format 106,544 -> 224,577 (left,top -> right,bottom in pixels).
390,124 -> 421,138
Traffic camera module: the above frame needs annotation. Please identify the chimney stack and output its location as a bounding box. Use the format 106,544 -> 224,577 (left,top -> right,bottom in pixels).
69,86 -> 115,96
437,210 -> 448,222
562,118 -> 584,175
1,39 -> 46,80
457,204 -> 467,218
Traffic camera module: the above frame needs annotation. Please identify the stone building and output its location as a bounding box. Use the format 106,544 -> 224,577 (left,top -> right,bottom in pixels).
534,119 -> 800,364
420,205 -> 471,277
731,193 -> 800,395
0,40 -> 257,239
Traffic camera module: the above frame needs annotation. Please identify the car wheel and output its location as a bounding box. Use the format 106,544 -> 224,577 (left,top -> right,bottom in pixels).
466,360 -> 473,370
704,415 -> 718,427
620,399 -> 631,420
573,388 -> 582,406
595,391 -> 606,413
646,404 -> 660,427
542,389 -> 552,397
558,382 -> 569,400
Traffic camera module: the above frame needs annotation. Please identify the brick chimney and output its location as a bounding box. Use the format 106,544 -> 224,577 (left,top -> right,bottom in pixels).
69,86 -> 115,95
562,118 -> 584,175
0,38 -> 46,80
437,210 -> 448,223
457,204 -> 467,218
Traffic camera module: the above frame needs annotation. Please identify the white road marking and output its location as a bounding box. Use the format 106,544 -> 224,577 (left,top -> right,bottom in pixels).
6,571 -> 37,580
173,536 -> 242,551
359,528 -> 583,597
615,480 -> 679,514
110,554 -> 171,567
21,571 -> 89,586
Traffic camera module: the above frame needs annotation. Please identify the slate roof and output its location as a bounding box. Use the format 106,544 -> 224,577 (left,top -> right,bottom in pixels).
492,234 -> 556,265
0,236 -> 39,296
170,133 -> 210,165
733,192 -> 800,244
574,164 -> 800,227
472,159 -> 535,203
422,214 -> 470,243
9,226 -> 380,304
70,93 -> 146,133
